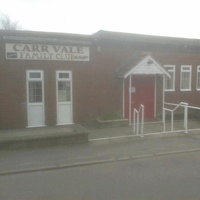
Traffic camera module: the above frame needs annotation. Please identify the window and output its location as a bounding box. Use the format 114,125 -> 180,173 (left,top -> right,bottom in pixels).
29,82 -> 42,102
27,71 -> 43,103
180,65 -> 192,91
57,72 -> 71,102
58,81 -> 71,102
164,65 -> 175,91
197,66 -> 200,90
29,72 -> 41,79
59,73 -> 69,79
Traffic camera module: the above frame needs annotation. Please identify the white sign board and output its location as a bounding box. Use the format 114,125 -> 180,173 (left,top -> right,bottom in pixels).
5,43 -> 90,61
129,87 -> 136,93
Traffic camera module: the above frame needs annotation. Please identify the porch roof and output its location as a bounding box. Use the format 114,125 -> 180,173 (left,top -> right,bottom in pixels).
116,53 -> 171,79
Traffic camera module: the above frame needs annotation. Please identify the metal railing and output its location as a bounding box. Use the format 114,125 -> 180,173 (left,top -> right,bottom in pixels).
163,102 -> 188,133
133,104 -> 144,137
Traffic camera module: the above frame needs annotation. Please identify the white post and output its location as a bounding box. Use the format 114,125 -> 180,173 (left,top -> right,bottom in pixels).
162,74 -> 165,122
133,109 -> 136,134
184,103 -> 188,133
136,112 -> 139,136
183,104 -> 186,129
163,108 -> 166,132
129,75 -> 132,126
122,78 -> 125,118
141,105 -> 144,137
154,75 -> 157,118
171,111 -> 174,132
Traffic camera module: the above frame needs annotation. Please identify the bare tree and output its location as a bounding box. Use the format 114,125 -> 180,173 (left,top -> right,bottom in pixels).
0,14 -> 21,30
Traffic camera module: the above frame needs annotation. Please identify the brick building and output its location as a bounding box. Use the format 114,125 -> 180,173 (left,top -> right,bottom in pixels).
0,30 -> 200,129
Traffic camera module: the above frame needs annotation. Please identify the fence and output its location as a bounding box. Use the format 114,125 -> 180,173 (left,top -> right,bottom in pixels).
163,102 -> 188,133
133,104 -> 144,137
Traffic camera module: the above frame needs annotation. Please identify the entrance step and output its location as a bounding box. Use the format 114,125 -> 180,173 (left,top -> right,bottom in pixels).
0,124 -> 89,150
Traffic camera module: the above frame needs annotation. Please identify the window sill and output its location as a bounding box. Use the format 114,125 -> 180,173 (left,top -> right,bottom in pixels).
164,90 -> 175,92
180,89 -> 192,92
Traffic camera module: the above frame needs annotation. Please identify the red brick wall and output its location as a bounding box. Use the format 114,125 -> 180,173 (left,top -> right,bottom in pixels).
0,31 -> 94,129
1,31 -> 200,129
153,52 -> 200,106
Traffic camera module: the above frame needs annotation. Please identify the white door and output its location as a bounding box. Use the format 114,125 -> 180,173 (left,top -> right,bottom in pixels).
56,71 -> 73,125
27,71 -> 45,127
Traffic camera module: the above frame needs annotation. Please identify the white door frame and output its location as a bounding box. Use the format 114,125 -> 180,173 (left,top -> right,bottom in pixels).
56,70 -> 73,125
26,70 -> 45,128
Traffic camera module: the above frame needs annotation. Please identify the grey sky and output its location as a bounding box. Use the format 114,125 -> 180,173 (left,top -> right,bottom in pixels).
0,0 -> 199,39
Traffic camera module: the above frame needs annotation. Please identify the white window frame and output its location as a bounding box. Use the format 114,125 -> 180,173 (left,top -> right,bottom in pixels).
27,70 -> 44,103
180,65 -> 192,91
164,65 -> 175,91
26,70 -> 45,127
196,66 -> 200,91
56,71 -> 72,103
56,71 -> 73,125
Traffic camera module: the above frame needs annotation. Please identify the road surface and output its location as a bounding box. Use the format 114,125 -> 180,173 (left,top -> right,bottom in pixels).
1,151 -> 200,200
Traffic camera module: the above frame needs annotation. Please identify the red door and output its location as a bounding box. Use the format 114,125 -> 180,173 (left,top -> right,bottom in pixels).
125,75 -> 155,120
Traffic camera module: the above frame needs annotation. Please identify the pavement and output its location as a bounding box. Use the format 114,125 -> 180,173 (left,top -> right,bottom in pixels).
0,119 -> 200,175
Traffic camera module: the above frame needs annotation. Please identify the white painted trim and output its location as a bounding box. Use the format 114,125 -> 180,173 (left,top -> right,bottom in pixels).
196,66 -> 200,91
122,78 -> 125,118
26,70 -> 45,127
129,75 -> 132,126
124,55 -> 171,79
89,128 -> 200,141
56,70 -> 73,125
154,75 -> 157,118
180,65 -> 192,91
164,65 -> 175,91
162,74 -> 165,122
